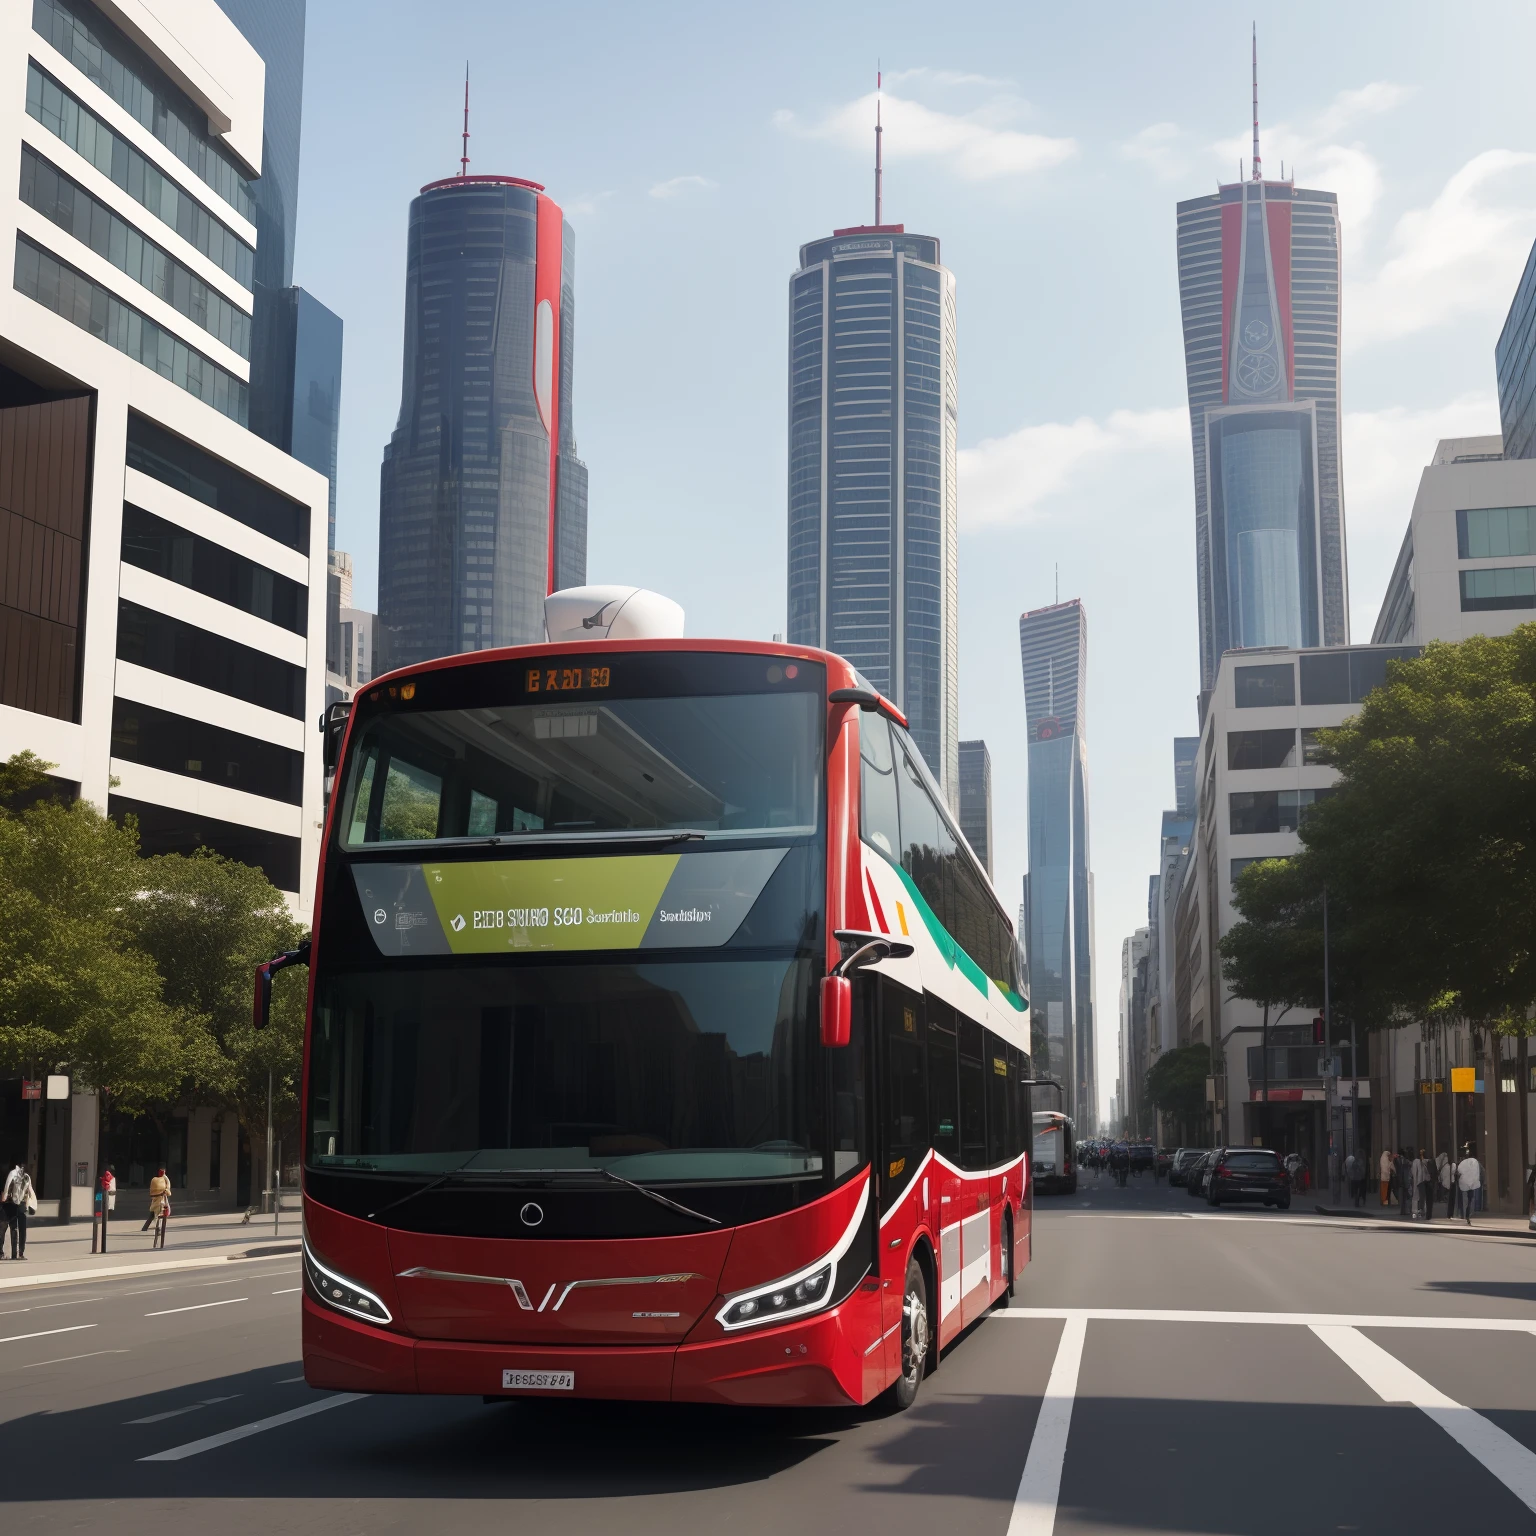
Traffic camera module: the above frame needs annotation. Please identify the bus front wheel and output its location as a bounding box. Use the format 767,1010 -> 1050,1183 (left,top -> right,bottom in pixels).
886,1257 -> 930,1412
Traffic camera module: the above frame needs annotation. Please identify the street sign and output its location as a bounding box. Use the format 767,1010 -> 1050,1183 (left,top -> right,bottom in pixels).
1418,1079 -> 1444,1094
45,1074 -> 68,1100
1451,1066 -> 1477,1093
20,1081 -> 40,1100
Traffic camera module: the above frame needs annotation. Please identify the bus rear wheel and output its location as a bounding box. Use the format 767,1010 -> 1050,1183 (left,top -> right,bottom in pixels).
886,1257 -> 930,1412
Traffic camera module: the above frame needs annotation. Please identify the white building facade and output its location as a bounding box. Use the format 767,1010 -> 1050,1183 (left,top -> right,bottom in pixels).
0,0 -> 328,1217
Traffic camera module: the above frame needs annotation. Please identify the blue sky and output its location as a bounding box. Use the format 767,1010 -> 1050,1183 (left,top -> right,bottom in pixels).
295,1 -> 1536,1120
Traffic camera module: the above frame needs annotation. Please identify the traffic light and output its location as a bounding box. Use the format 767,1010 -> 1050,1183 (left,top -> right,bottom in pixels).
1312,1015 -> 1326,1044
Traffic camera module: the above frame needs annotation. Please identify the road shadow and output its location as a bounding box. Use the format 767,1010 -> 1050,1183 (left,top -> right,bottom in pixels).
1422,1278 -> 1536,1301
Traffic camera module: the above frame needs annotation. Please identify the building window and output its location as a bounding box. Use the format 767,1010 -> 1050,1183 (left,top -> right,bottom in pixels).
1460,566 -> 1536,611
1229,787 -> 1335,836
1231,854 -> 1286,884
116,599 -> 305,719
1457,506 -> 1536,560
1300,728 -> 1330,765
14,236 -> 247,424
19,146 -> 251,357
1233,663 -> 1295,708
126,414 -> 310,554
25,64 -> 254,288
120,505 -> 307,633
1299,648 -> 1420,704
110,700 -> 304,805
32,0 -> 256,221
109,795 -> 301,892
1227,728 -> 1297,769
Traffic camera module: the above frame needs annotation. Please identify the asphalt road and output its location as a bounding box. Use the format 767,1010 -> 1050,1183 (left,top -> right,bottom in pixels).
7,1172 -> 1536,1534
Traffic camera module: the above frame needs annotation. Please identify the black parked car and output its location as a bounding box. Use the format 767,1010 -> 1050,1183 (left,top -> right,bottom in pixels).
1185,1151 -> 1215,1198
1205,1147 -> 1290,1209
1169,1147 -> 1206,1188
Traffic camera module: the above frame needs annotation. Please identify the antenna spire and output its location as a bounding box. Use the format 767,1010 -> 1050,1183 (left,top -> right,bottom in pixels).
1250,24 -> 1262,182
875,64 -> 883,225
460,64 -> 470,179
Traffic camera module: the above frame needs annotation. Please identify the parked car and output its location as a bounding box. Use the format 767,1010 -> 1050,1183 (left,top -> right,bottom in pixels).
1169,1147 -> 1206,1188
1186,1152 -> 1215,1199
1205,1147 -> 1290,1209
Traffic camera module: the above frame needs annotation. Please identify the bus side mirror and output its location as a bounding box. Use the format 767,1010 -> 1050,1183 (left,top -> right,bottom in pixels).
320,701 -> 351,772
820,975 -> 852,1049
253,940 -> 311,1030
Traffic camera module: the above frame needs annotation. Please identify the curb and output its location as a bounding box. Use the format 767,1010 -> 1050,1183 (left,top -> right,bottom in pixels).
1313,1204 -> 1533,1236
0,1241 -> 302,1294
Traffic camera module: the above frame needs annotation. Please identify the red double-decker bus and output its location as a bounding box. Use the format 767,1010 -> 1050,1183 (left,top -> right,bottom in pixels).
269,638 -> 1033,1409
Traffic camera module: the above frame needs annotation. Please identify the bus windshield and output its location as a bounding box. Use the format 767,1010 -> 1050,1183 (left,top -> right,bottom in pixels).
308,955 -> 826,1183
339,681 -> 822,847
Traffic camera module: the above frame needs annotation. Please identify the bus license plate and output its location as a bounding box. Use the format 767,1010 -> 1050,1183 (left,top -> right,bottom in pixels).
502,1369 -> 574,1391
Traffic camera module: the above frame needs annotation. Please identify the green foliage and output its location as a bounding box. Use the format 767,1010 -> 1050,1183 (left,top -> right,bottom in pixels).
1222,628 -> 1536,1034
1144,1043 -> 1210,1136
0,755 -> 308,1160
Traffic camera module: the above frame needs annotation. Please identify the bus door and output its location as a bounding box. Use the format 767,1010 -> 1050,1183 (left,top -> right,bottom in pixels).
957,1017 -> 993,1327
926,999 -> 964,1340
878,977 -> 927,1375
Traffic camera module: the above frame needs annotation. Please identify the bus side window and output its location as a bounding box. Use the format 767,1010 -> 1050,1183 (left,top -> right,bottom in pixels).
957,1017 -> 988,1170
986,1034 -> 1008,1166
859,714 -> 901,863
897,748 -> 953,926
881,982 -> 925,1208
927,1002 -> 959,1163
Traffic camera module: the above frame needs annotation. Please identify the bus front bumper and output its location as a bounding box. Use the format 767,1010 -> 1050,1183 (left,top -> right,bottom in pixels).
303,1293 -> 874,1406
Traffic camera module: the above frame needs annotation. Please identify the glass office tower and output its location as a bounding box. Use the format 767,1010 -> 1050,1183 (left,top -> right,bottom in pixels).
786,224 -> 959,804
1497,235 -> 1536,460
1019,600 -> 1094,1125
378,176 -> 588,668
958,738 -> 992,878
1177,170 -> 1347,696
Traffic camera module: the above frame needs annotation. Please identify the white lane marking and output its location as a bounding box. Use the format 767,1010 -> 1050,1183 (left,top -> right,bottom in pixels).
24,1349 -> 128,1368
1311,1324 -> 1536,1515
271,1288 -> 301,1295
1006,1315 -> 1086,1536
140,1393 -> 366,1461
127,1395 -> 239,1425
144,1298 -> 247,1318
0,1324 -> 96,1345
35,1297 -> 102,1309
276,1375 -> 306,1383
1000,1308 -> 1536,1332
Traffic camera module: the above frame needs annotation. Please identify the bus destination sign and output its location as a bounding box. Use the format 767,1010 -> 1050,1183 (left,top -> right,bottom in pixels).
526,665 -> 611,693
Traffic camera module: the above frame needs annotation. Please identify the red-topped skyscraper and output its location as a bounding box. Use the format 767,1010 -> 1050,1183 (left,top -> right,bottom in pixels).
378,82 -> 586,668
1176,34 -> 1348,701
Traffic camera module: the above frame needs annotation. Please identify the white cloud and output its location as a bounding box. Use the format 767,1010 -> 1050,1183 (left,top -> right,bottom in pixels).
883,67 -> 1015,90
567,190 -> 614,218
649,174 -> 717,200
1348,152 -> 1536,349
1120,122 -> 1185,181
959,408 -> 1187,528
775,88 -> 1075,183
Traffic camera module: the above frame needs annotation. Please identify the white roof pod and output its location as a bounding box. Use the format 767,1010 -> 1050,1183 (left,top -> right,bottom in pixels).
544,586 -> 685,643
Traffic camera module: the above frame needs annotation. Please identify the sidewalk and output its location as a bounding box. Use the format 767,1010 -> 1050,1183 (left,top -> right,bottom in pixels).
1313,1196 -> 1532,1236
0,1208 -> 302,1291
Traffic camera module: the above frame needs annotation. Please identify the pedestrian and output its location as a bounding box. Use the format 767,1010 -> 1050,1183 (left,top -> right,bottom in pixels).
1412,1149 -> 1433,1221
1344,1149 -> 1366,1207
141,1166 -> 171,1233
1397,1148 -> 1414,1218
1379,1146 -> 1393,1206
1438,1151 -> 1455,1217
2,1161 -> 35,1259
1456,1145 -> 1482,1224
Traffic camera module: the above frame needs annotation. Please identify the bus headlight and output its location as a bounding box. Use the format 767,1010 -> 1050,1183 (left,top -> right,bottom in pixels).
714,1179 -> 868,1333
303,1240 -> 393,1326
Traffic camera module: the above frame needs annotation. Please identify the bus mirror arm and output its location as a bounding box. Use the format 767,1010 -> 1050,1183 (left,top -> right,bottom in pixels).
821,932 -> 915,1048
253,940 -> 311,1030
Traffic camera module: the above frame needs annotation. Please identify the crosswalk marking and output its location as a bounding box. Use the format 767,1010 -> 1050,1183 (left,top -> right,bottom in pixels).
1312,1324 -> 1536,1516
139,1393 -> 366,1462
1001,1307 -> 1536,1332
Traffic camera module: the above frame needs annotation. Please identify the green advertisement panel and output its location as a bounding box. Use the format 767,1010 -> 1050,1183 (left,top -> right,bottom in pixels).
352,847 -> 789,958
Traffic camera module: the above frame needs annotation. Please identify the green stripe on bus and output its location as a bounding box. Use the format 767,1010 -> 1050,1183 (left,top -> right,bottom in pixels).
890,863 -> 989,999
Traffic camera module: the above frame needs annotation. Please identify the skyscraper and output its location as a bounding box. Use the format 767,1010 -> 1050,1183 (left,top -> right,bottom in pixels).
785,88 -> 959,802
958,739 -> 992,877
378,151 -> 587,669
1173,735 -> 1198,815
1019,599 -> 1093,1123
1176,39 -> 1347,698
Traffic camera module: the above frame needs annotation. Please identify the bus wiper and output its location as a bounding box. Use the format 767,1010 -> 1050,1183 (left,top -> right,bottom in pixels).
476,828 -> 708,850
366,1150 -> 482,1221
578,1166 -> 722,1227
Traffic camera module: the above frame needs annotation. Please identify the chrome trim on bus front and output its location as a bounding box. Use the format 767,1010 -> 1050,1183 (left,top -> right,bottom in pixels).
395,1266 -> 704,1313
